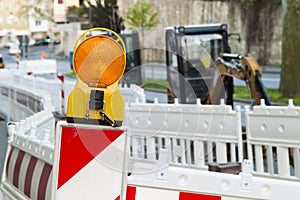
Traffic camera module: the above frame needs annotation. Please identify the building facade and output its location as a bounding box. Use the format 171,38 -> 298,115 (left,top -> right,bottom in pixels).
0,0 -> 80,47
0,0 -> 31,46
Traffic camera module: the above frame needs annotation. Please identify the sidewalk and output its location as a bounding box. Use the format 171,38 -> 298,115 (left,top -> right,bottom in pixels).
261,66 -> 281,74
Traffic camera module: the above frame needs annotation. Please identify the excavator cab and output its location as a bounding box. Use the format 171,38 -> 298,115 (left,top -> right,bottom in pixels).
166,24 -> 233,104
166,23 -> 271,106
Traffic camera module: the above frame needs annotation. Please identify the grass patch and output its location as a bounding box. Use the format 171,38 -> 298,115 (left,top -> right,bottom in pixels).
64,73 -> 299,106
143,78 -> 168,90
65,71 -> 76,77
234,86 -> 300,105
142,79 -> 300,105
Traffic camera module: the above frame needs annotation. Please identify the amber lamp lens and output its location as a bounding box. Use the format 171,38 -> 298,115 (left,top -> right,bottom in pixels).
73,35 -> 125,88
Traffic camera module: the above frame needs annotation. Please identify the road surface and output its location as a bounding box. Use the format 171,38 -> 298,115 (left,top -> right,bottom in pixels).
142,63 -> 280,89
0,45 -> 73,75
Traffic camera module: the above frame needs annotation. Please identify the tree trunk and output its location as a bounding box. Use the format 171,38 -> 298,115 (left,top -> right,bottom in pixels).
239,0 -> 280,66
280,0 -> 300,97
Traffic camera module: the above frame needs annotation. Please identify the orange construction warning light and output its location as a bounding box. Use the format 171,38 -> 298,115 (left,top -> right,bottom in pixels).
41,51 -> 47,59
73,35 -> 125,88
67,28 -> 126,126
73,28 -> 126,88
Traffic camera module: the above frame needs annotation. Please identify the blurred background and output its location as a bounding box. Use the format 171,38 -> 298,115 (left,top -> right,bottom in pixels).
0,0 -> 299,99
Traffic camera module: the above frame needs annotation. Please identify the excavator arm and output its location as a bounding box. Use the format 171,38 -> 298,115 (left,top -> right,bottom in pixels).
207,54 -> 271,106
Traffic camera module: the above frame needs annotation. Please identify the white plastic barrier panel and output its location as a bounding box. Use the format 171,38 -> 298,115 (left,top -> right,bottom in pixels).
1,120 -> 54,200
19,59 -> 57,74
126,161 -> 300,200
246,99 -> 300,180
124,185 -> 223,200
126,99 -> 243,170
120,84 -> 146,106
52,121 -> 128,200
0,82 -> 52,121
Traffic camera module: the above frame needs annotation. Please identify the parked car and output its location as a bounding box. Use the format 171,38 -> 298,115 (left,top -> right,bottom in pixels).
34,36 -> 60,46
53,39 -> 61,45
9,44 -> 21,55
28,39 -> 36,46
0,54 -> 5,68
35,35 -> 51,46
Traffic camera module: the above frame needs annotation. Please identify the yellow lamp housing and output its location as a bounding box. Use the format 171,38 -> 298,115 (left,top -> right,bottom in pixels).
66,28 -> 126,127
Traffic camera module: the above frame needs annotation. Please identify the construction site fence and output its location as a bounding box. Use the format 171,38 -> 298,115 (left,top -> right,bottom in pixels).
0,73 -> 300,199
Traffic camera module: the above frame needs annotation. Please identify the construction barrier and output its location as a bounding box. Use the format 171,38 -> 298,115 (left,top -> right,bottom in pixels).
12,74 -> 66,113
0,77 -> 52,121
124,185 -> 223,200
125,99 -> 300,200
120,84 -> 146,106
126,161 -> 300,200
2,126 -> 53,200
51,122 -> 128,200
246,99 -> 300,180
126,98 -> 243,171
1,109 -> 54,200
0,72 -> 142,115
0,71 -> 56,200
1,71 -> 300,199
19,59 -> 57,75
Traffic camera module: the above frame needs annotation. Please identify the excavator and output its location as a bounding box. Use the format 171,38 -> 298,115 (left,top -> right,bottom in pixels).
88,24 -> 271,106
165,24 -> 271,106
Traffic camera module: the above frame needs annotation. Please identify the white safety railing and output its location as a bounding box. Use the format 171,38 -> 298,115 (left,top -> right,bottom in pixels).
0,79 -> 52,121
126,99 -> 300,199
126,99 -> 243,172
0,70 -> 56,200
246,99 -> 300,181
8,109 -> 55,143
1,67 -> 300,199
120,84 -> 146,106
126,159 -> 300,200
2,123 -> 54,200
13,73 -> 64,113
19,59 -> 57,75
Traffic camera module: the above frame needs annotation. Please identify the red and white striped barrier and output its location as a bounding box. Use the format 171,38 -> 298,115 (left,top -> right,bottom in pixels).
15,53 -> 20,70
51,121 -> 128,200
3,147 -> 52,200
1,118 -> 54,200
126,162 -> 300,200
123,186 -> 222,200
56,74 -> 65,113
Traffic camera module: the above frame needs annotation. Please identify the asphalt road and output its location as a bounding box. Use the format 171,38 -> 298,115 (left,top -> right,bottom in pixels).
1,46 -> 280,89
0,45 -> 73,75
234,73 -> 280,89
142,63 -> 280,89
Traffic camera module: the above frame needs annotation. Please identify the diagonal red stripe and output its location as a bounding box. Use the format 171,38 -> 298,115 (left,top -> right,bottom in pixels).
6,146 -> 14,178
179,192 -> 221,200
37,163 -> 52,200
24,156 -> 38,198
57,127 -> 124,189
126,186 -> 136,200
13,150 -> 25,188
